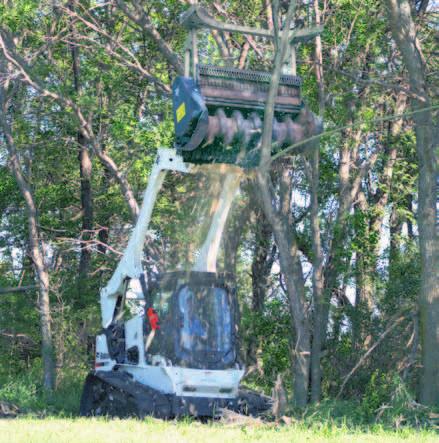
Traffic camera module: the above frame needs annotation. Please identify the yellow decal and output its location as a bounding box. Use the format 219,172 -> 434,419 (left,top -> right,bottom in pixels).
176,102 -> 186,123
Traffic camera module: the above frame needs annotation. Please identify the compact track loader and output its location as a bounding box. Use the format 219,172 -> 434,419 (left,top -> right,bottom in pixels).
80,6 -> 322,418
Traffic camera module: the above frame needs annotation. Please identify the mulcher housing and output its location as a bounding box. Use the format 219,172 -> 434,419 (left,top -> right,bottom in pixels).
172,64 -> 306,165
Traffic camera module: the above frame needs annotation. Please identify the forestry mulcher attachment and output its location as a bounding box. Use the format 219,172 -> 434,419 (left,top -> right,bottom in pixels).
80,6 -> 322,419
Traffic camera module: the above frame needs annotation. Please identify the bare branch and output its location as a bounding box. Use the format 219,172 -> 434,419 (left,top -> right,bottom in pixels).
116,0 -> 184,75
269,104 -> 439,164
0,285 -> 37,295
61,5 -> 170,93
259,0 -> 297,169
336,313 -> 408,399
0,28 -> 139,221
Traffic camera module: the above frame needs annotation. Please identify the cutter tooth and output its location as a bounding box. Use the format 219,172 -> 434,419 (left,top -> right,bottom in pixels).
285,117 -> 305,145
206,114 -> 220,145
232,111 -> 251,145
272,118 -> 286,146
203,108 -> 306,149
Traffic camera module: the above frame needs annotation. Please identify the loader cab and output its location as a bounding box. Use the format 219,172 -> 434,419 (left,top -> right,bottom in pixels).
146,271 -> 240,370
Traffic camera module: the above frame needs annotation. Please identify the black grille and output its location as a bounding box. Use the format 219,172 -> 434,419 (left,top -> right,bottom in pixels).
198,64 -> 302,87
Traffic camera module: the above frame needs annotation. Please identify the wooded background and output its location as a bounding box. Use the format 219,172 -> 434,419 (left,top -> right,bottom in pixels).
0,0 -> 438,420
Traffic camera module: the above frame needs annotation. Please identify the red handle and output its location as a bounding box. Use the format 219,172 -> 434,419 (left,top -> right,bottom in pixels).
147,307 -> 160,330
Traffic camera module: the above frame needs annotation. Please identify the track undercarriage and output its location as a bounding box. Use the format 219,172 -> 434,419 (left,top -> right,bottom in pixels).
80,371 -> 272,419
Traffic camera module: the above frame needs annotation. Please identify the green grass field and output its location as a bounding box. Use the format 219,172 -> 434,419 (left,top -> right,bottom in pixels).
0,418 -> 437,443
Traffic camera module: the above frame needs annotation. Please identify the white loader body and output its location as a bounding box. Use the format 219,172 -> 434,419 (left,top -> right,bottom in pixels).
94,148 -> 245,406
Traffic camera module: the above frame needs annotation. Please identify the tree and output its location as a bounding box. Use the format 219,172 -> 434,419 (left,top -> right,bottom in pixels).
385,0 -> 439,406
0,0 -> 436,415
68,0 -> 94,285
256,0 -> 315,407
0,82 -> 56,391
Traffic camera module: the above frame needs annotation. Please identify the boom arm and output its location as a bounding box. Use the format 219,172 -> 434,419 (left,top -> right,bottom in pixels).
100,148 -> 191,327
193,171 -> 242,272
99,149 -> 242,327
180,5 -> 323,44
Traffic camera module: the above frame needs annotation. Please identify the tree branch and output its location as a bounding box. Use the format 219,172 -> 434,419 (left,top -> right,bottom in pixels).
0,285 -> 37,295
336,313 -> 408,399
0,28 -> 140,221
116,0 -> 184,75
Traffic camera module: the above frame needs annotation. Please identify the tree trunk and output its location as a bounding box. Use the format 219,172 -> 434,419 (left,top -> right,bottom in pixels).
78,137 -> 93,277
34,248 -> 55,390
69,8 -> 94,283
255,1 -> 311,406
308,148 -> 325,403
306,7 -> 327,394
256,170 -> 311,408
352,93 -> 406,348
385,0 -> 439,406
313,0 -> 325,115
0,88 -> 56,390
320,140 -> 352,345
250,184 -> 274,314
247,191 -> 275,369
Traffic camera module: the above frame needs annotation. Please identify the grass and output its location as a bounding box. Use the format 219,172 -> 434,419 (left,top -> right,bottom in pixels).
1,366 -> 437,442
0,417 -> 437,443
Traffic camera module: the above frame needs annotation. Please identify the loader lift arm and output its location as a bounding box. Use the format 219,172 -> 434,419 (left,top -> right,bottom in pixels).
100,149 -> 242,328
100,148 -> 190,328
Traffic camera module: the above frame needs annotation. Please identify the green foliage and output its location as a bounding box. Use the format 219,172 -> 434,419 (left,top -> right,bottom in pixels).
241,296 -> 292,393
0,0 -> 39,31
0,167 -> 20,213
384,242 -> 420,314
362,370 -> 394,420
0,361 -> 86,416
374,377 -> 435,430
302,376 -> 437,430
0,0 -> 435,422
